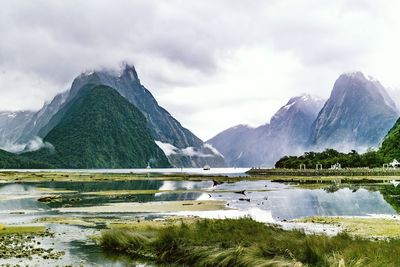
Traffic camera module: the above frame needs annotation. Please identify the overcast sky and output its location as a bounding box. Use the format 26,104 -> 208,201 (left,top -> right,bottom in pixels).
1,0 -> 400,140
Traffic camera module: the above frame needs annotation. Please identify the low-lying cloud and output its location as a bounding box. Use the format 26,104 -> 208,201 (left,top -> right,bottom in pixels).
155,141 -> 220,158
23,136 -> 54,152
0,136 -> 54,153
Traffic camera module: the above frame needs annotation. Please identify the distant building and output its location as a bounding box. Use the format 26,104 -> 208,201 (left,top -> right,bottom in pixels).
389,159 -> 400,168
331,162 -> 341,170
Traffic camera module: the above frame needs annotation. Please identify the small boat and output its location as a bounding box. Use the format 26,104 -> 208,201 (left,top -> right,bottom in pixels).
203,165 -> 211,171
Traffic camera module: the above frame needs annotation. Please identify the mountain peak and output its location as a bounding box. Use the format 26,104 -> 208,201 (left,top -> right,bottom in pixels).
340,71 -> 379,84
341,71 -> 365,79
288,94 -> 324,105
270,94 -> 324,129
120,63 -> 139,81
274,94 -> 324,119
77,63 -> 139,81
332,71 -> 398,113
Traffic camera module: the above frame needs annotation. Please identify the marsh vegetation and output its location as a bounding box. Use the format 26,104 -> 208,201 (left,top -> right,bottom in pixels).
99,218 -> 400,267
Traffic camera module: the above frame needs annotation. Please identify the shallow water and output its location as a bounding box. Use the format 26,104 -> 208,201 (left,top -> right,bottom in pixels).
0,177 -> 399,266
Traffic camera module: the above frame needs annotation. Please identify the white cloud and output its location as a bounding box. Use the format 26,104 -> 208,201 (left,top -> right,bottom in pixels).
155,140 -> 221,158
24,136 -> 54,152
203,143 -> 224,158
1,0 -> 400,139
154,141 -> 179,156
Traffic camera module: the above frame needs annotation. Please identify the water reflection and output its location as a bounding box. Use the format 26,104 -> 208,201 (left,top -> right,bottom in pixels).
157,180 -> 213,191
0,181 -> 397,221
214,187 -> 396,220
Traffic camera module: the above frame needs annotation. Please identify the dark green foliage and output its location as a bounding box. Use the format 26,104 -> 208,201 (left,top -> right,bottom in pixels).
0,149 -> 52,169
379,117 -> 400,163
275,149 -> 384,169
25,85 -> 170,168
99,218 -> 400,266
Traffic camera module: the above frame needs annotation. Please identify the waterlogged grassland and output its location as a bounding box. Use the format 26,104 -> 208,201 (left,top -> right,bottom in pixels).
0,171 -> 175,182
0,225 -> 65,261
35,187 -> 78,194
98,218 -> 400,267
0,225 -> 46,235
56,200 -> 229,213
297,216 -> 400,239
0,171 -> 256,182
34,216 -> 97,227
3,170 -> 398,183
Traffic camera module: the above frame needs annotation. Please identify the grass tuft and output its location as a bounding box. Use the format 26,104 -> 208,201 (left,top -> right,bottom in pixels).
98,218 -> 400,266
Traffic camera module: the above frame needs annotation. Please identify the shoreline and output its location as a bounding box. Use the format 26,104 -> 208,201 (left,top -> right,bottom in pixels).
247,167 -> 400,177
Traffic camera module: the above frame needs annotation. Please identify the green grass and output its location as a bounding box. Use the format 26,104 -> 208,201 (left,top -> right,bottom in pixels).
98,218 -> 400,266
0,225 -> 46,234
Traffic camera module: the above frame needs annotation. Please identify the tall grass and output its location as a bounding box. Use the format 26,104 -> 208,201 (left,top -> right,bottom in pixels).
99,218 -> 400,266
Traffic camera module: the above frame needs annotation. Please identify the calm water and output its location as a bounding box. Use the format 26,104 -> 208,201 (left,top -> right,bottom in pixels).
0,174 -> 399,266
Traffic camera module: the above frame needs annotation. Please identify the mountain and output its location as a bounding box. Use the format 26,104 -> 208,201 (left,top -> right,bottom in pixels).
205,124 -> 256,167
0,111 -> 34,151
208,94 -> 324,167
310,71 -> 399,151
9,64 -> 224,168
24,85 -> 171,169
0,148 -> 51,169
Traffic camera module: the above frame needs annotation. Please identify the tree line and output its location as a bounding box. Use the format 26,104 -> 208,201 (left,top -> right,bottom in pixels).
275,149 -> 385,169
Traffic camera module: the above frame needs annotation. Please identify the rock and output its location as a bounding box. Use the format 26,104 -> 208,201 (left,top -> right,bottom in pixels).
212,179 -> 223,187
38,195 -> 62,203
